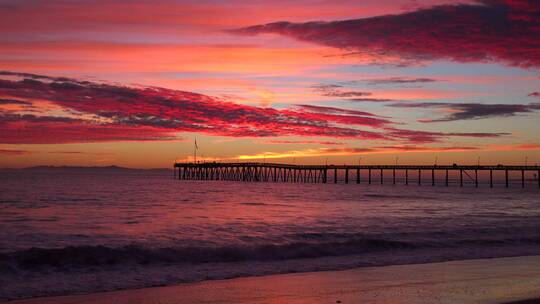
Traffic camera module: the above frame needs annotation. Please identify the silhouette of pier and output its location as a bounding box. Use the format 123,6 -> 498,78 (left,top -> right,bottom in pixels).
174,162 -> 540,188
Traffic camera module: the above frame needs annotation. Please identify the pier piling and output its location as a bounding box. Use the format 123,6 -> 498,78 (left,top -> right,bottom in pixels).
173,162 -> 539,189
405,169 -> 408,185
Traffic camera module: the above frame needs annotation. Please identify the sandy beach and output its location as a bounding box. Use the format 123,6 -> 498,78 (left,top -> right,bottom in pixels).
9,255 -> 540,304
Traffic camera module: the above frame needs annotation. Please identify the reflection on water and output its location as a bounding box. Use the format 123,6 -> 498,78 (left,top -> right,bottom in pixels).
1,169 -> 540,299
1,170 -> 540,252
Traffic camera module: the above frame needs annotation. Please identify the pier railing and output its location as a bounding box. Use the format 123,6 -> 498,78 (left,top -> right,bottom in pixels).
173,162 -> 540,188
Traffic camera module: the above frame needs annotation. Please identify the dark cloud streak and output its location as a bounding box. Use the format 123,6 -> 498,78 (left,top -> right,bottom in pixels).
390,102 -> 540,122
311,84 -> 372,98
0,98 -> 32,106
349,98 -> 395,102
0,149 -> 31,156
233,1 -> 540,68
363,77 -> 438,85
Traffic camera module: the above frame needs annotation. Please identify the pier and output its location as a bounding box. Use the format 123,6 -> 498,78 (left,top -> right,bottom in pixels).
174,162 -> 540,188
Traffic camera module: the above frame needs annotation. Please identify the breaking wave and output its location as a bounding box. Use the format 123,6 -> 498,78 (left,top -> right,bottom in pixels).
3,235 -> 540,270
1,238 -> 417,270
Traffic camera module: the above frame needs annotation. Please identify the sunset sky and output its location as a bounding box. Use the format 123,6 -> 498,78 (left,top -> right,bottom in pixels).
1,0 -> 539,168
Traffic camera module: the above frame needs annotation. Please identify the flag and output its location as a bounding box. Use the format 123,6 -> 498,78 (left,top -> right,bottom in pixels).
194,139 -> 199,150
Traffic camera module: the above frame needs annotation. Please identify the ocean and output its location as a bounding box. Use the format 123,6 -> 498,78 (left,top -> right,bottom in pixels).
1,168 -> 540,300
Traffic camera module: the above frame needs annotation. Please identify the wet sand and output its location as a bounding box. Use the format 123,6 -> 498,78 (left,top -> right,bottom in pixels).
10,255 -> 540,304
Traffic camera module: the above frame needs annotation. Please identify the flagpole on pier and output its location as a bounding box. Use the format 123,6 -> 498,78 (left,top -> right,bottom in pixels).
194,139 -> 198,163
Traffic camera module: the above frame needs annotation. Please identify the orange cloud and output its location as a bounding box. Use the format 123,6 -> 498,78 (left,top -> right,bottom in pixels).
237,145 -> 480,160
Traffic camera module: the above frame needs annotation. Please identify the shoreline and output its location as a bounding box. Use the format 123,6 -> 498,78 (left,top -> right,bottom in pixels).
8,255 -> 540,304
3,245 -> 540,301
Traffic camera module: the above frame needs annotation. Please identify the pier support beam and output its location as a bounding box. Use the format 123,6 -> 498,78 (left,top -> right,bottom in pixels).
460,169 -> 463,187
522,170 -> 525,188
405,169 -> 408,185
368,169 -> 372,184
475,169 -> 478,188
380,169 -> 384,185
393,169 -> 396,185
505,170 -> 509,188
490,170 -> 493,188
418,169 -> 421,186
334,168 -> 337,184
445,169 -> 448,186
356,169 -> 360,184
432,169 -> 435,186
345,168 -> 349,184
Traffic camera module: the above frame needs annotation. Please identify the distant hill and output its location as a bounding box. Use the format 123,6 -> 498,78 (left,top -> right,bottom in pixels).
1,165 -> 171,173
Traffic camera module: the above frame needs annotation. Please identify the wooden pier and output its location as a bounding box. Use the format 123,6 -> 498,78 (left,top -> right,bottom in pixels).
174,162 -> 540,188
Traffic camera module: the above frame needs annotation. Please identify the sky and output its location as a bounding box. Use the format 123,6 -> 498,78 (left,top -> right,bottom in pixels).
1,0 -> 540,168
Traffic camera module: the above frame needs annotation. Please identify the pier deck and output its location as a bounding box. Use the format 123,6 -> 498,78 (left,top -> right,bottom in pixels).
174,162 -> 540,188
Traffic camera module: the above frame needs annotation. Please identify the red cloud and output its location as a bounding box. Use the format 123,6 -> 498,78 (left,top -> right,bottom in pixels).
0,72 -> 506,144
232,1 -> 540,68
0,114 -> 177,144
262,140 -> 345,145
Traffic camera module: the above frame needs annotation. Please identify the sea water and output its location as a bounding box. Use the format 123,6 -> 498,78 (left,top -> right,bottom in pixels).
1,169 -> 539,300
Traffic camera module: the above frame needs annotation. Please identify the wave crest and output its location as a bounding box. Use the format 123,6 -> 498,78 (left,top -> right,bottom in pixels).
1,238 -> 415,269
